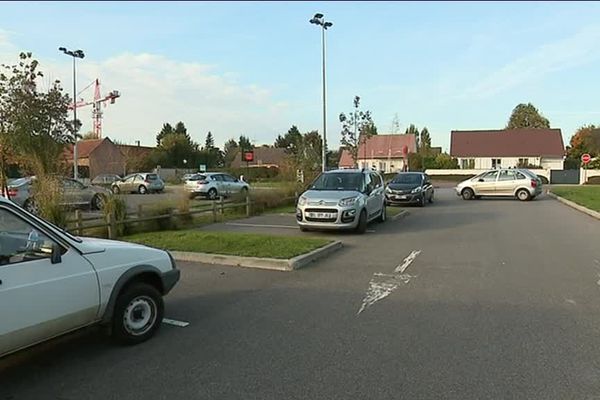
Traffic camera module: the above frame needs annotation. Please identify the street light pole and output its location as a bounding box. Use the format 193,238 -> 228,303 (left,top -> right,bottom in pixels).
59,47 -> 85,180
310,13 -> 333,172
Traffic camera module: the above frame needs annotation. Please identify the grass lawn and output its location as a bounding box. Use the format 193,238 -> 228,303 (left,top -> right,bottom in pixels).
266,204 -> 297,214
123,230 -> 331,259
552,186 -> 600,212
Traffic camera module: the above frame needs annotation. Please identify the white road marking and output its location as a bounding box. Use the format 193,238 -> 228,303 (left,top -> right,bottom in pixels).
225,222 -> 298,229
357,250 -> 422,315
162,318 -> 190,327
394,250 -> 422,274
565,299 -> 577,305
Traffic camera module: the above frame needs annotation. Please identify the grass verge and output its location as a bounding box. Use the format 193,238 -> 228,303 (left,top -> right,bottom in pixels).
123,230 -> 332,259
552,186 -> 600,212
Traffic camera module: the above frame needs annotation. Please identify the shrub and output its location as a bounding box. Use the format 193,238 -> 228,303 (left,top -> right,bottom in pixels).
32,175 -> 67,228
102,195 -> 128,236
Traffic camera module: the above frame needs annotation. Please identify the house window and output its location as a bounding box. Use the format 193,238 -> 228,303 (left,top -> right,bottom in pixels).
518,158 -> 529,167
461,159 -> 475,169
491,158 -> 501,169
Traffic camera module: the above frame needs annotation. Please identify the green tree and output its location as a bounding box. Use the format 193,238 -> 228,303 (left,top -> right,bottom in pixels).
156,123 -> 174,145
223,139 -> 239,168
274,125 -> 303,155
405,124 -> 420,152
0,52 -> 75,176
238,135 -> 253,152
339,96 -> 378,166
174,121 -> 188,137
566,124 -> 600,167
420,127 -> 431,154
506,103 -> 550,129
205,131 -> 215,149
433,153 -> 459,169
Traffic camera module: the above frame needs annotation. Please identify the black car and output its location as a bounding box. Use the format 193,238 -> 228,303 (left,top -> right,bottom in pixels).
385,172 -> 434,207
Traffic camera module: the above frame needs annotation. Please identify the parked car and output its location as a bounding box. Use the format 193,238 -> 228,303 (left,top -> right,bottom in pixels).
111,173 -> 165,194
91,174 -> 122,187
0,195 -> 180,357
385,172 -> 434,207
296,169 -> 386,234
455,168 -> 542,201
6,176 -> 111,213
184,172 -> 249,200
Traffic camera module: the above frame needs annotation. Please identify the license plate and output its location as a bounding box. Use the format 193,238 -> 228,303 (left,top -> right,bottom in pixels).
395,195 -> 407,200
307,212 -> 335,219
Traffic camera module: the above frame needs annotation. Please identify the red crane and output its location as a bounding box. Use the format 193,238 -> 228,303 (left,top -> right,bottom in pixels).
68,79 -> 120,139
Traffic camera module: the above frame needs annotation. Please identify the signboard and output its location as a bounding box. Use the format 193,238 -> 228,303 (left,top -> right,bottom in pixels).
582,153 -> 591,165
199,164 -> 207,172
243,151 -> 254,162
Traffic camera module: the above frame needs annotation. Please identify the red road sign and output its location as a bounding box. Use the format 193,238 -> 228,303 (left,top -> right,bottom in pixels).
582,153 -> 591,164
243,151 -> 254,162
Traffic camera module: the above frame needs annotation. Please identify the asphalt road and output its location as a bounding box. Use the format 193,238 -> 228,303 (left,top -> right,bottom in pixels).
3,189 -> 600,399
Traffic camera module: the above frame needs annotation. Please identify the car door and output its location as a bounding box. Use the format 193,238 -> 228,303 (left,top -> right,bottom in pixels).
223,174 -> 239,195
496,170 -> 517,195
0,205 -> 99,356
423,174 -> 434,200
364,173 -> 380,219
62,178 -> 83,206
473,170 -> 499,195
213,174 -> 226,197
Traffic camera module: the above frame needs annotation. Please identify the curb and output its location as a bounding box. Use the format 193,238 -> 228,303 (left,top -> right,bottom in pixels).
547,191 -> 600,221
391,210 -> 409,221
171,240 -> 343,271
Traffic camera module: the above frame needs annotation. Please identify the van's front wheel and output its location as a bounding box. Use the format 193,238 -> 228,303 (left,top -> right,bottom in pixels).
111,283 -> 164,345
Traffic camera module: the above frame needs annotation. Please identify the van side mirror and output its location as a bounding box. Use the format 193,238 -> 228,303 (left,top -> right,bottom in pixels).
478,178 -> 484,182
51,243 -> 62,264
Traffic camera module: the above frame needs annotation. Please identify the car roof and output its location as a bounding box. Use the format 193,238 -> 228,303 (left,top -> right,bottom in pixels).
325,168 -> 368,174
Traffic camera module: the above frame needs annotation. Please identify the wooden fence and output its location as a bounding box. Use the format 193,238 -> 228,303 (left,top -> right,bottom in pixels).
65,195 -> 295,239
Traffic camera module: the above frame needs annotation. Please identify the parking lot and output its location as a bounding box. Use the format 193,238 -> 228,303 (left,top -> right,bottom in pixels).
3,188 -> 600,399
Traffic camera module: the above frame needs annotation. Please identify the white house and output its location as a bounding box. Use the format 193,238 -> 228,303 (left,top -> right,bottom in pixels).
450,128 -> 565,170
338,134 -> 417,173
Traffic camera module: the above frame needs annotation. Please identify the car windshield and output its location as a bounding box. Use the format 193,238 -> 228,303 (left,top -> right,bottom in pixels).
310,172 -> 364,191
391,174 -> 422,184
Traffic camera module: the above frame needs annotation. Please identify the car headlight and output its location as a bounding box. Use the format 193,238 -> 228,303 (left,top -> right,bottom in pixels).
385,187 -> 392,193
411,186 -> 423,193
339,196 -> 359,207
297,196 -> 307,206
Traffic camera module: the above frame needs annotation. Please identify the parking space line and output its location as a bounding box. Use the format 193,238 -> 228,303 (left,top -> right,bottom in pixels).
225,223 -> 299,229
162,318 -> 190,327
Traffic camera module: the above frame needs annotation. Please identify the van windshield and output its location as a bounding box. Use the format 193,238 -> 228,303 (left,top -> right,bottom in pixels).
310,173 -> 364,192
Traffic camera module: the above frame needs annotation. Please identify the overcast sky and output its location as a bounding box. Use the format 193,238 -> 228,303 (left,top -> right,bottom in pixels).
1,1 -> 599,150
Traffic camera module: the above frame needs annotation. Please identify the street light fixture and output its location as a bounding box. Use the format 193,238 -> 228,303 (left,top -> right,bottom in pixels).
59,46 -> 85,180
310,13 -> 333,172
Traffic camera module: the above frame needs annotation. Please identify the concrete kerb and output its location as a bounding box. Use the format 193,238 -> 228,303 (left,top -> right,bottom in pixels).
171,240 -> 343,272
547,191 -> 600,221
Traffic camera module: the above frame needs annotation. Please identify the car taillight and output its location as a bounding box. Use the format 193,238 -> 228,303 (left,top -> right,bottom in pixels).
197,180 -> 208,185
531,179 -> 537,188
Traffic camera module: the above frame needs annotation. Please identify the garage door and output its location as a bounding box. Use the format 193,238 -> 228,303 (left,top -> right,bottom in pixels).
550,170 -> 580,184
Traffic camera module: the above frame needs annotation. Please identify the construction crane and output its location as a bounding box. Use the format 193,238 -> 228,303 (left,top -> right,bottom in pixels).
68,79 -> 120,139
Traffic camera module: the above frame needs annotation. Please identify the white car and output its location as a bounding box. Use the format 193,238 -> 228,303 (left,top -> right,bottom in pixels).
0,195 -> 180,358
184,172 -> 249,200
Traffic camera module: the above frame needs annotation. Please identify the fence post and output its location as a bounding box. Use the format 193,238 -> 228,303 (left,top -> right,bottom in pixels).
107,210 -> 116,239
219,196 -> 224,215
75,209 -> 82,236
137,204 -> 143,218
246,194 -> 251,217
212,199 -> 217,222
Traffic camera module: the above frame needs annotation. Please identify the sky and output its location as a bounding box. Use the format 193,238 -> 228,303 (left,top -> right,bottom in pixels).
1,1 -> 599,151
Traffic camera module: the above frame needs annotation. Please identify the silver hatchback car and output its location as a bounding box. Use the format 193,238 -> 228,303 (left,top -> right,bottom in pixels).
455,168 -> 542,201
184,172 -> 249,200
296,169 -> 386,234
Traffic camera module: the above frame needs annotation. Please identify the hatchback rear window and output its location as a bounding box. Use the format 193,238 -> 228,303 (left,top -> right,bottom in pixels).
146,174 -> 159,181
8,178 -> 30,186
189,175 -> 206,181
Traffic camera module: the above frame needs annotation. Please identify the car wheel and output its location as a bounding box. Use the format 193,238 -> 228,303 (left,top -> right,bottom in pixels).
428,192 -> 434,204
419,194 -> 426,207
112,186 -> 120,195
461,188 -> 474,200
208,188 -> 218,200
24,198 -> 39,214
377,204 -> 386,223
516,189 -> 530,202
355,209 -> 368,234
92,194 -> 106,210
138,185 -> 148,195
111,282 -> 164,345
240,187 -> 249,198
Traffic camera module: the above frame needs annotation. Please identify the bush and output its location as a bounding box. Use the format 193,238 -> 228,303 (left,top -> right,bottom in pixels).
102,195 -> 127,236
31,175 -> 67,228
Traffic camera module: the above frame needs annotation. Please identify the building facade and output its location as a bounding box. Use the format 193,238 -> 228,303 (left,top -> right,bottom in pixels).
338,134 -> 417,173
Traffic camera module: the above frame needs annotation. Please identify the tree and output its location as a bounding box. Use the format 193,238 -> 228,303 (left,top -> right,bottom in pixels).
156,123 -> 174,145
238,135 -> 252,152
420,127 -> 431,153
174,121 -> 188,137
205,131 -> 215,149
0,52 -> 75,177
274,125 -> 303,155
433,153 -> 459,169
223,139 -> 239,168
339,96 -> 378,167
506,103 -> 550,129
405,124 -> 420,153
566,124 -> 600,167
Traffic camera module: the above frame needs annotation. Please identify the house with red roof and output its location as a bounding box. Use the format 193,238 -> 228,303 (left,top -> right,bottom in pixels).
64,138 -> 126,178
450,128 -> 565,170
338,134 -> 417,172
